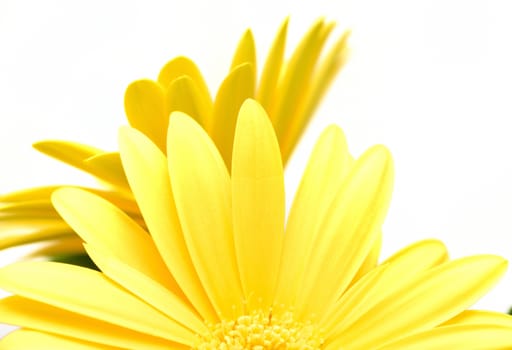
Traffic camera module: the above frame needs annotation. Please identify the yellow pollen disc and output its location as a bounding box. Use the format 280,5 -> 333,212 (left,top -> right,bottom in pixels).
195,310 -> 324,349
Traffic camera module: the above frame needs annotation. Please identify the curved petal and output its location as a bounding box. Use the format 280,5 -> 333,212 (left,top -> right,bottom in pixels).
84,244 -> 206,335
373,324 -> 512,350
51,187 -> 179,292
33,141 -> 125,188
443,310 -> 512,327
295,145 -> 394,320
0,261 -> 197,345
256,17 -> 288,112
230,29 -> 256,74
289,30 -> 350,159
124,79 -> 167,152
270,19 -> 335,162
322,239 -> 449,335
0,329 -> 121,350
336,255 -> 507,349
209,63 -> 255,168
167,112 -> 244,318
0,221 -> 71,250
32,140 -> 102,171
274,125 -> 351,311
0,296 -> 180,350
157,56 -> 211,107
84,152 -> 130,191
166,75 -> 212,129
118,126 -> 216,322
231,99 -> 284,311
351,230 -> 382,283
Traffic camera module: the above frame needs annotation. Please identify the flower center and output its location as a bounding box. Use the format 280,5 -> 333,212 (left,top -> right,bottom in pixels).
195,310 -> 324,349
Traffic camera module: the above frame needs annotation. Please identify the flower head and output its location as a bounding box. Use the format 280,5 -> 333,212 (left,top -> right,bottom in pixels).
0,18 -> 349,261
0,100 -> 511,349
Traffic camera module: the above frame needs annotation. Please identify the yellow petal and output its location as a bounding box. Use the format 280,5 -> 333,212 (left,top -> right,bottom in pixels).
84,152 -> 130,191
286,30 -> 350,163
443,309 -> 512,327
230,29 -> 256,74
167,112 -> 244,318
0,199 -> 56,216
118,126 -> 216,322
351,230 -> 382,283
0,222 -> 71,250
231,99 -> 284,311
84,244 -> 207,335
0,261 -> 196,345
256,17 -> 288,111
374,324 -> 512,350
322,239 -> 449,335
209,63 -> 255,168
0,296 -> 180,350
165,75 -> 212,128
124,79 -> 167,152
0,329 -> 120,350
33,140 -> 106,176
51,187 -> 178,291
157,56 -> 211,107
338,255 -> 507,349
274,125 -> 351,310
295,145 -> 394,320
320,263 -> 391,336
33,142 -> 129,192
270,19 -> 334,162
0,186 -> 60,202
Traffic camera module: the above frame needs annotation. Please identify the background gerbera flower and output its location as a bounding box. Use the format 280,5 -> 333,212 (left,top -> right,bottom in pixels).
0,17 -> 349,263
0,99 -> 511,349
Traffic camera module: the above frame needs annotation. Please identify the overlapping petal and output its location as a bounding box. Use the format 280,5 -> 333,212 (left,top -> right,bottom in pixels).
0,18 -> 350,260
1,99 -> 511,349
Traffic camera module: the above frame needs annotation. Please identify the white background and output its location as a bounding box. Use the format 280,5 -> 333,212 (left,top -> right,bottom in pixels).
1,0 -> 512,321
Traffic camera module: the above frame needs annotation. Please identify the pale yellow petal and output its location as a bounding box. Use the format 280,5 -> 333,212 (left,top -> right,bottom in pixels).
320,263 -> 391,336
274,125 -> 351,311
51,187 -> 178,291
124,79 -> 167,152
0,261 -> 196,345
0,199 -> 57,216
443,309 -> 512,327
231,99 -> 284,311
167,112 -> 244,318
270,19 -> 335,162
166,75 -> 212,128
118,126 -> 216,322
32,140 -> 102,171
230,29 -> 256,74
209,63 -> 255,168
256,17 -> 288,111
0,186 -> 60,202
295,145 -> 394,320
351,230 -> 382,283
33,140 -> 126,188
336,255 -> 507,349
84,152 -> 130,191
0,329 -> 121,350
286,30 -> 350,163
157,56 -> 211,107
373,324 -> 512,350
322,239 -> 449,336
0,296 -> 180,350
84,244 -> 207,335
0,221 -> 71,250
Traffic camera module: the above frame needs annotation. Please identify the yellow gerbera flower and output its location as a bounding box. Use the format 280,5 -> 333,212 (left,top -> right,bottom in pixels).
0,18 -> 349,261
0,99 -> 511,349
